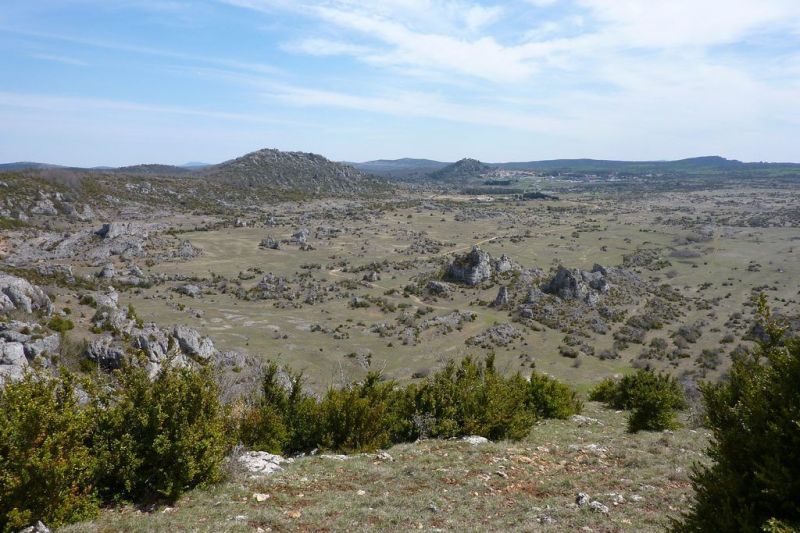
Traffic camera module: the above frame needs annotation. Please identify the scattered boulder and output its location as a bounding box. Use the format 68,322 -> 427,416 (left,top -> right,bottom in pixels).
30,195 -> 57,216
426,280 -> 453,297
363,271 -> 381,282
96,263 -> 116,279
172,325 -> 216,361
260,236 -> 280,250
176,284 -> 202,298
23,333 -> 60,360
494,254 -> 514,273
492,286 -> 509,308
95,222 -> 130,240
174,240 -> 203,260
238,451 -> 292,476
36,264 -> 74,281
466,324 -> 521,347
19,520 -> 51,533
462,435 -> 489,445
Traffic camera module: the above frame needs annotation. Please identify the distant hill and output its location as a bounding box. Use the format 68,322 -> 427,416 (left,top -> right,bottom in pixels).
0,162 -> 67,171
428,158 -> 491,182
348,155 -> 800,181
200,148 -> 386,194
492,156 -> 800,174
115,164 -> 194,176
351,158 -> 450,179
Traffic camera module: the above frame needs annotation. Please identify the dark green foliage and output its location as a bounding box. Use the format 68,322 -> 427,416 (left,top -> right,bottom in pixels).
0,372 -> 98,532
240,356 -> 582,455
409,356 -> 535,441
590,369 -> 686,432
47,315 -> 75,333
317,373 -> 404,452
527,372 -> 584,419
93,362 -> 231,502
674,296 -> 800,532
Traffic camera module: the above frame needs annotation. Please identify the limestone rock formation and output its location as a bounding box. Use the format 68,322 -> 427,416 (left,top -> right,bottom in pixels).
445,246 -> 493,286
0,273 -> 53,315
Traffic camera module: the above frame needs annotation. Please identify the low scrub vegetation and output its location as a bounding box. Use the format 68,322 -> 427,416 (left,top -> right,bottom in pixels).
590,369 -> 686,432
239,355 -> 583,455
1,355 -> 580,531
0,363 -> 230,532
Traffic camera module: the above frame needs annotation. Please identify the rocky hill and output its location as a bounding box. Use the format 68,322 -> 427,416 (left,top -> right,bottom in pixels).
428,158 -> 491,182
201,148 -> 387,194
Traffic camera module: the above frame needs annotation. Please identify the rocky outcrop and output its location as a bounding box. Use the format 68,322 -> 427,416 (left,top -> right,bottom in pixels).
0,341 -> 28,384
444,246 -> 493,286
291,228 -> 310,244
542,265 -> 610,306
494,254 -> 514,273
85,337 -> 126,369
172,325 -> 216,361
91,289 -> 135,334
0,273 -> 53,315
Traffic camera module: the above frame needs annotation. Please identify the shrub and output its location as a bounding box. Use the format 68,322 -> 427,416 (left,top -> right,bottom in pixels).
0,372 -> 98,532
317,373 -> 405,452
410,356 -> 535,441
673,296 -> 800,532
47,315 -> 74,333
93,362 -> 231,502
239,356 -> 582,454
590,369 -> 686,432
527,372 -> 583,419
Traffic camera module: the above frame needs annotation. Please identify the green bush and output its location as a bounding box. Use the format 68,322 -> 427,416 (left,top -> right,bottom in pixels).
590,369 -> 686,432
317,373 -> 404,452
673,296 -> 800,532
527,372 -> 584,419
410,356 -> 536,441
93,362 -> 231,502
0,372 -> 98,532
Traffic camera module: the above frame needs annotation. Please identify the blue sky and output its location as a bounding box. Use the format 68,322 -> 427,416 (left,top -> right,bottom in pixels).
1,0 -> 799,166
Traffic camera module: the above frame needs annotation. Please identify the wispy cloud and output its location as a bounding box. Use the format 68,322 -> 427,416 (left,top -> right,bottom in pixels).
31,53 -> 89,66
0,26 -> 283,76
